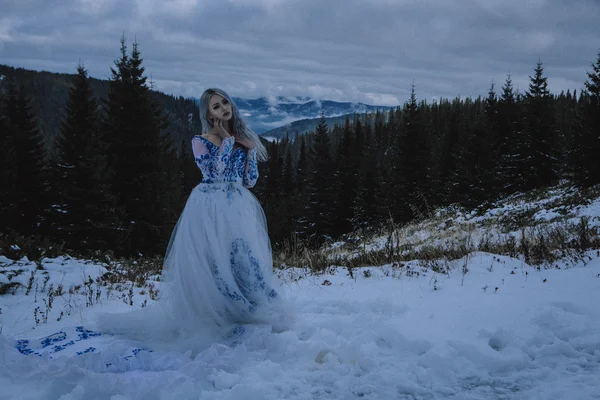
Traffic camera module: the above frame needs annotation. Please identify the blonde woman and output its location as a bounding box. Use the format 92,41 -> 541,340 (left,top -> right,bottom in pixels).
160,88 -> 290,342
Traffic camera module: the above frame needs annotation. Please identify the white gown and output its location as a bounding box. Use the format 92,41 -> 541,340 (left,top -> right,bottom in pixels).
162,135 -> 289,332
97,135 -> 291,351
0,136 -> 292,394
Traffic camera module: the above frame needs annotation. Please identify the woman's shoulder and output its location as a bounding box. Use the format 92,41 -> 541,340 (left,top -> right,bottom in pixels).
194,133 -> 222,148
194,133 -> 215,139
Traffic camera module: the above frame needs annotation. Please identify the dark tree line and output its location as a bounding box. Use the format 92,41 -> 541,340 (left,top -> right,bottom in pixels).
258,55 -> 600,247
1,50 -> 600,255
0,63 -> 202,155
1,38 -> 197,256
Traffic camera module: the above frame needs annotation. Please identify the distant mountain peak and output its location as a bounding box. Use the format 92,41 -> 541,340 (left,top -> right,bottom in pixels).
226,96 -> 393,134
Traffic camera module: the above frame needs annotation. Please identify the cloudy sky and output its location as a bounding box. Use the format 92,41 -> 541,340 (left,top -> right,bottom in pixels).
1,0 -> 599,106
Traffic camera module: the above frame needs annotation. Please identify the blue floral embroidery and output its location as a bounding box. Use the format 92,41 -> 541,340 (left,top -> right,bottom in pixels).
193,136 -> 259,188
41,332 -> 67,348
76,326 -> 102,340
132,348 -> 152,356
123,348 -> 152,361
230,148 -> 246,177
16,340 -> 33,355
53,341 -> 75,352
212,262 -> 256,314
16,328 -> 151,364
16,327 -> 100,356
228,325 -> 247,347
232,325 -> 245,336
76,347 -> 96,355
232,238 -> 278,300
193,136 -> 233,183
242,148 -> 259,188
211,238 -> 279,314
196,182 -> 243,205
230,238 -> 266,299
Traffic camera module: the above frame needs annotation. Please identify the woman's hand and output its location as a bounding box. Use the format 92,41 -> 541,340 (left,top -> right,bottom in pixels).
234,135 -> 255,150
212,118 -> 231,139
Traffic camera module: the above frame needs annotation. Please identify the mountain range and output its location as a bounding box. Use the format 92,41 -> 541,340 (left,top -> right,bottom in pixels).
198,96 -> 393,139
1,64 -> 394,145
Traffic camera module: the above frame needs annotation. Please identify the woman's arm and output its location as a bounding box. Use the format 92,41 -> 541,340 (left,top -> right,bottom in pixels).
242,148 -> 259,188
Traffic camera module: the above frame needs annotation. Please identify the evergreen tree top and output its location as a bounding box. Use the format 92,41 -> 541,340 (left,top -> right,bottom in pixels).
584,50 -> 600,97
315,112 -> 328,136
501,74 -> 515,103
527,62 -> 550,99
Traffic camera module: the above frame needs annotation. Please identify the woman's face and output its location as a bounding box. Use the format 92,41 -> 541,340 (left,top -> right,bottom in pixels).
207,94 -> 233,123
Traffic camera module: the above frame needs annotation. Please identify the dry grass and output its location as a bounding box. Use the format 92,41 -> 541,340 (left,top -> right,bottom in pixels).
101,255 -> 164,287
2,184 -> 600,281
0,281 -> 21,296
273,203 -> 600,275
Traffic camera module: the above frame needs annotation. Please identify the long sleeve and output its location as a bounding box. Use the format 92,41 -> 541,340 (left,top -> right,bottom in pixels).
242,148 -> 259,188
192,136 -> 234,183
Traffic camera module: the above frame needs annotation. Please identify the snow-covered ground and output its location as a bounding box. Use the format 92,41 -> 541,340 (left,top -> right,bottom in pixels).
328,184 -> 600,262
1,250 -> 600,399
2,185 -> 600,399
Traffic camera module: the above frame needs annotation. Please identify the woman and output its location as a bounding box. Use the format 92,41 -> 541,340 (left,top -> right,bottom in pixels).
160,88 -> 289,339
100,89 -> 290,350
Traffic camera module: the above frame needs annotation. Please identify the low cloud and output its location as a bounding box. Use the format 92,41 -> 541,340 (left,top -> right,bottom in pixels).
0,0 -> 598,105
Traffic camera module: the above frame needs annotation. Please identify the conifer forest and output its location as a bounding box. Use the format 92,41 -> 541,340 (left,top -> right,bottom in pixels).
1,39 -> 599,257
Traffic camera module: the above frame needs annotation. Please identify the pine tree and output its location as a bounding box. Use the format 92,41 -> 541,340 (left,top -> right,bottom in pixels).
6,83 -> 48,234
572,50 -> 600,187
281,142 -> 297,234
370,112 -> 390,223
380,108 -> 400,211
453,97 -> 497,207
332,116 -> 355,235
353,115 -> 364,157
294,135 -> 312,238
352,118 -> 371,229
0,86 -> 19,231
53,64 -> 120,251
102,38 -> 173,255
555,90 -> 578,173
480,84 -> 501,201
180,139 -> 201,195
263,141 -> 287,242
395,86 -> 428,220
523,61 -> 558,189
436,98 -> 464,204
496,74 -> 525,194
307,113 -> 336,243
159,129 -> 184,224
386,107 -> 406,222
353,120 -> 384,228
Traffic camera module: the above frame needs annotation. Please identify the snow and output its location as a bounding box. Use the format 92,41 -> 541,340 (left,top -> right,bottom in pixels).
328,185 -> 600,263
2,184 -> 600,398
573,197 -> 600,226
1,251 -> 600,399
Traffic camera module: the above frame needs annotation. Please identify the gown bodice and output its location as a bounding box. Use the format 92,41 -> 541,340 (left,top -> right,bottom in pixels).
192,135 -> 259,188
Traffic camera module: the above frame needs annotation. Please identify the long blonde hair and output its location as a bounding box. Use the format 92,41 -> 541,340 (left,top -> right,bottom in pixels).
199,88 -> 268,161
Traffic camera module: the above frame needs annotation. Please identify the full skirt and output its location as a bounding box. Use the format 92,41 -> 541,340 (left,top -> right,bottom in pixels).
163,182 -> 286,329
99,182 -> 291,351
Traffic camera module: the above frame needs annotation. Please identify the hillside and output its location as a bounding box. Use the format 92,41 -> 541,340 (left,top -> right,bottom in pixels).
1,184 -> 599,399
231,97 -> 391,135
314,183 -> 600,271
0,64 -> 202,153
259,113 -> 355,141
